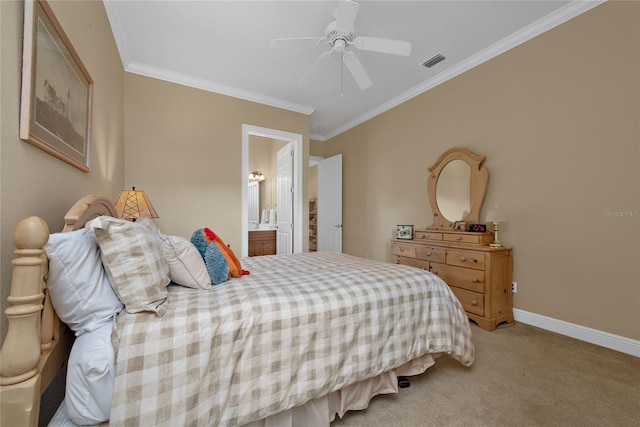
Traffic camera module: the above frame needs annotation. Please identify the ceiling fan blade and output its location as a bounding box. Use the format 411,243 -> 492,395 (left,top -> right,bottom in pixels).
299,50 -> 334,86
352,36 -> 412,56
270,37 -> 324,49
343,51 -> 372,90
335,0 -> 359,33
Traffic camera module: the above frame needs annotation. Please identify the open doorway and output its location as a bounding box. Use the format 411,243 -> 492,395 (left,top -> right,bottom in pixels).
241,124 -> 303,257
308,156 -> 322,251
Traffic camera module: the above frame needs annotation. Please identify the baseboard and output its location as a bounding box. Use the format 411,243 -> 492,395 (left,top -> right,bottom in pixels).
513,309 -> 640,358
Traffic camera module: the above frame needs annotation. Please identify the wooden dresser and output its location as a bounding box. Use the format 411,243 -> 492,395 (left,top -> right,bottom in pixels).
392,229 -> 513,331
248,230 -> 276,256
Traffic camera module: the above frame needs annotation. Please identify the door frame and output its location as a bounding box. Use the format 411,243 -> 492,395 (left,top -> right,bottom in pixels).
241,124 -> 303,257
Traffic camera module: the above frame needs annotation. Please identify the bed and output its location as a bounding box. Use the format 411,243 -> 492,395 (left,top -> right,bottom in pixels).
0,194 -> 474,426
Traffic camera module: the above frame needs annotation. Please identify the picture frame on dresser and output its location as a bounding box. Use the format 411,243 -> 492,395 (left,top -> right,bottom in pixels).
396,225 -> 414,240
19,0 -> 93,172
453,221 -> 466,231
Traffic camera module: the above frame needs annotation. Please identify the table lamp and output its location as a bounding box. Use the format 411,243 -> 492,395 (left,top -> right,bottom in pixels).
114,187 -> 158,221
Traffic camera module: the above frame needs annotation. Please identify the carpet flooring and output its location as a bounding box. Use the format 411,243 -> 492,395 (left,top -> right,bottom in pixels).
332,322 -> 639,427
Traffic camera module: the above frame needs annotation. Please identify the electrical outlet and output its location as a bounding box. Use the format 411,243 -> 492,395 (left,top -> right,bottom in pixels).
512,282 -> 518,293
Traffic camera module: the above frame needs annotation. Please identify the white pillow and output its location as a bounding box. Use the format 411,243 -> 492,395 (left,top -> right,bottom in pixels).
65,322 -> 115,425
159,234 -> 212,289
86,216 -> 170,317
44,228 -> 123,336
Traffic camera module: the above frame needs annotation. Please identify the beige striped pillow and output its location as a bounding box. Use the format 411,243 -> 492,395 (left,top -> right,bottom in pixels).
86,217 -> 170,317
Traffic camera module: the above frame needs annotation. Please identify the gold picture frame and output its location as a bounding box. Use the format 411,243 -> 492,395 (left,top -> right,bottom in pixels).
19,0 -> 93,172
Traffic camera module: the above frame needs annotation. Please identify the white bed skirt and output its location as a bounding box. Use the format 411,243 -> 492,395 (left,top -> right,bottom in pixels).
243,353 -> 438,427
49,354 -> 438,427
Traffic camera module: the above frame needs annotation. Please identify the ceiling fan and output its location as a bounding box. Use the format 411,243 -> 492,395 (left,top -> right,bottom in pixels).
270,0 -> 412,91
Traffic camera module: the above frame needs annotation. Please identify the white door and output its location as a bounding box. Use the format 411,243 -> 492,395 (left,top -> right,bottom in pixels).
317,154 -> 342,252
276,143 -> 293,254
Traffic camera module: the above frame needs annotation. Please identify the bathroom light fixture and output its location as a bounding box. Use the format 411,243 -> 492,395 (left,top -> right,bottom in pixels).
114,187 -> 159,221
248,171 -> 265,182
485,207 -> 507,248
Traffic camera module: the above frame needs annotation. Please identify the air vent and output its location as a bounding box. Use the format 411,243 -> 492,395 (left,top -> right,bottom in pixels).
422,54 -> 446,69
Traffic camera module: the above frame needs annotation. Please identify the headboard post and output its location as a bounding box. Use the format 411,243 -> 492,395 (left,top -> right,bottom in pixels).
0,216 -> 49,427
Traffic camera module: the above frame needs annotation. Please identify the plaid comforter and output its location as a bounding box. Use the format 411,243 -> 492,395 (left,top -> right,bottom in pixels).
110,252 -> 474,426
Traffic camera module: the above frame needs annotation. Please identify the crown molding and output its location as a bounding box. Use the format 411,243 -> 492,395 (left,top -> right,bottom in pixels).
125,62 -> 315,116
103,0 -> 130,69
105,0 -> 605,140
105,0 -> 314,116
322,0 -> 606,141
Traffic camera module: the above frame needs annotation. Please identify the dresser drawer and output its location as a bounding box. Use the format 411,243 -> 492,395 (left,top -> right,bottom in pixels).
392,242 -> 416,258
414,231 -> 443,241
443,232 -> 492,245
446,249 -> 485,270
396,256 -> 430,271
450,287 -> 485,316
429,263 -> 485,292
415,246 -> 445,263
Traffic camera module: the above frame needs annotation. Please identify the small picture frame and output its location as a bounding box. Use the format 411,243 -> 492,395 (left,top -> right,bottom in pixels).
468,223 -> 487,233
396,225 -> 414,240
453,221 -> 467,231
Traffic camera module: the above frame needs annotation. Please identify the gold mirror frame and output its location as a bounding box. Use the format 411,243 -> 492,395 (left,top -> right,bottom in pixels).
427,147 -> 489,230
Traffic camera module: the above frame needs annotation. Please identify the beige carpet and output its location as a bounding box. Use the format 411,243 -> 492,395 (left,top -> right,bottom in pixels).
332,322 -> 640,427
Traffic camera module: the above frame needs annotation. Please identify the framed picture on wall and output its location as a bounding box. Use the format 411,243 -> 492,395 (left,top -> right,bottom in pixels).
396,225 -> 414,240
19,0 -> 93,172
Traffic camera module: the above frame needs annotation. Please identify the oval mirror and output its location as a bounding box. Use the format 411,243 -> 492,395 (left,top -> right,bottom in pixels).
436,159 -> 471,222
427,147 -> 489,230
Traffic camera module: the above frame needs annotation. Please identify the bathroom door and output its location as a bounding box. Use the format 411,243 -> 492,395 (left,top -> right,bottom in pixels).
276,143 -> 293,254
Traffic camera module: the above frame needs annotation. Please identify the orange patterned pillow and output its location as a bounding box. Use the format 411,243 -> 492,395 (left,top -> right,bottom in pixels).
203,228 -> 242,278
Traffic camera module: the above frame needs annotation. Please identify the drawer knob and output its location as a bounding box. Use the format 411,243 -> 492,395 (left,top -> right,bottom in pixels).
426,251 -> 432,256
422,235 -> 428,239
472,278 -> 481,283
460,256 -> 467,262
400,246 -> 406,252
471,300 -> 478,306
456,236 -> 462,241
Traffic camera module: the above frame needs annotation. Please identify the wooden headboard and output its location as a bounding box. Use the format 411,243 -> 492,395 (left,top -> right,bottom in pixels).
0,194 -> 116,427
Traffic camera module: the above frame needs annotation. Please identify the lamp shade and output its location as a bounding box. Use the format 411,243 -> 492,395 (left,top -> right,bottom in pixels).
485,207 -> 507,223
114,187 -> 158,221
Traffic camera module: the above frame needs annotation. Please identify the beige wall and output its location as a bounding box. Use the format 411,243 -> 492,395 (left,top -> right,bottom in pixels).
1,0 -> 636,374
123,73 -> 309,251
1,0 -> 124,342
324,1 -> 639,340
310,138 -> 326,158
